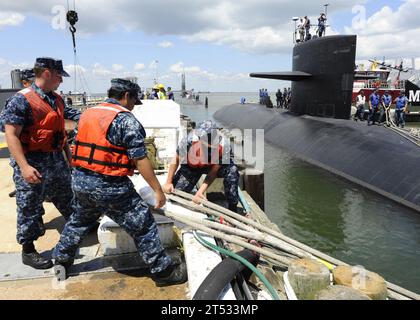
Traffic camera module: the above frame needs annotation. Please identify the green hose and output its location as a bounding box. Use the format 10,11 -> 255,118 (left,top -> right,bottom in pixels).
193,230 -> 281,300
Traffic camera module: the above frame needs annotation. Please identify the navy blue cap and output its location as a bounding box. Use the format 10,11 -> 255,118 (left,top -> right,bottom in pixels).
111,78 -> 142,104
34,57 -> 70,77
21,69 -> 35,81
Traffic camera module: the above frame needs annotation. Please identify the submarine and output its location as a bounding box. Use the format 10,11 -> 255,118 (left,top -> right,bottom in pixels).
214,35 -> 420,213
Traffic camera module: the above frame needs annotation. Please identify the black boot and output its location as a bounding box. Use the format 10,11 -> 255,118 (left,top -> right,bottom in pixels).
228,203 -> 237,212
151,262 -> 188,287
88,221 -> 100,234
22,243 -> 53,270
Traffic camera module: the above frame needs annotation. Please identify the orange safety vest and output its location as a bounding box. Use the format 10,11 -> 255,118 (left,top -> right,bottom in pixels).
187,141 -> 223,169
19,87 -> 66,153
72,103 -> 135,176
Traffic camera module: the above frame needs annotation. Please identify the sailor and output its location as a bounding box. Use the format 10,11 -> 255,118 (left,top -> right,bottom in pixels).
0,57 -> 81,269
152,85 -> 159,99
53,78 -> 187,285
157,84 -> 167,100
163,120 -> 241,215
264,89 -> 269,105
380,90 -> 392,124
0,69 -> 35,132
317,13 -> 327,37
354,90 -> 366,121
66,91 -> 73,107
276,89 -> 283,108
167,87 -> 175,101
394,91 -> 408,128
297,18 -> 305,42
82,92 -> 87,106
368,89 -> 381,126
20,69 -> 36,88
304,16 -> 311,41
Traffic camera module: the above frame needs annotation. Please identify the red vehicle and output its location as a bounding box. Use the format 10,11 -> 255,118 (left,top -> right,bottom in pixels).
352,61 -> 406,103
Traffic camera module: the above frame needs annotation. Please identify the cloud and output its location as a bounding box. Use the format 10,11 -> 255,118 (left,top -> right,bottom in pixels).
184,26 -> 291,54
92,63 -> 113,78
134,63 -> 146,71
169,62 -> 201,74
0,11 -> 25,29
344,0 -> 420,59
64,64 -> 87,75
0,0 -> 364,53
158,41 -> 173,48
112,64 -> 124,72
149,60 -> 159,69
0,56 -> 289,92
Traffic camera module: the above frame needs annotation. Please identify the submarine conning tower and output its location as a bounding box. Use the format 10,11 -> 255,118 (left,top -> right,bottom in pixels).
251,35 -> 357,120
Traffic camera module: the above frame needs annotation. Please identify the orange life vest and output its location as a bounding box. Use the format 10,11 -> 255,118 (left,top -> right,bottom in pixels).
19,87 -> 66,153
187,141 -> 223,169
71,103 -> 135,176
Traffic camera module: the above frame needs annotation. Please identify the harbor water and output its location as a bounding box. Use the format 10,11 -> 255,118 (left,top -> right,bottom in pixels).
179,92 -> 420,294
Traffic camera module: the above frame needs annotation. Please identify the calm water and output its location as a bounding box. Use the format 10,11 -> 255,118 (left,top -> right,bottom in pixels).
179,92 -> 420,294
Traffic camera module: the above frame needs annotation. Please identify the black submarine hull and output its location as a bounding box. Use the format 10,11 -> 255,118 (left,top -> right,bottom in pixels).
214,103 -> 420,213
219,35 -> 419,213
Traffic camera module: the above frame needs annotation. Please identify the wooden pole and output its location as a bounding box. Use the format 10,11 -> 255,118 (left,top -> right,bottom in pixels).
164,210 -> 292,267
170,189 -> 420,300
164,207 -> 309,259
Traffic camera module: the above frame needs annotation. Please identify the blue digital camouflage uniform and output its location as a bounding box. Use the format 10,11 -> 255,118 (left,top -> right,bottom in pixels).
53,98 -> 172,274
174,120 -> 239,209
0,83 -> 81,245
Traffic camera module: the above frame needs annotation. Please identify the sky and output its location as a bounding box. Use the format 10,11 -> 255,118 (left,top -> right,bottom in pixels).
0,0 -> 419,93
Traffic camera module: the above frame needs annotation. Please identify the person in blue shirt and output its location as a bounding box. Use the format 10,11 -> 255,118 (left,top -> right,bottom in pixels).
368,89 -> 381,126
394,91 -> 408,128
167,87 -> 175,101
0,57 -> 81,270
380,90 -> 393,125
276,89 -> 283,108
53,78 -> 187,285
304,16 -> 311,41
162,120 -> 241,215
317,13 -> 327,37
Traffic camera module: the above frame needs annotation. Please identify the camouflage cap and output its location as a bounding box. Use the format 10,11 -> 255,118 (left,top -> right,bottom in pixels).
111,78 -> 142,104
34,57 -> 70,77
195,120 -> 219,143
21,69 -> 35,81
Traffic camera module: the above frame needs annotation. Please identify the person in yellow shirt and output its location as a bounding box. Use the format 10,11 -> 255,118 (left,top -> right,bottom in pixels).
157,84 -> 167,100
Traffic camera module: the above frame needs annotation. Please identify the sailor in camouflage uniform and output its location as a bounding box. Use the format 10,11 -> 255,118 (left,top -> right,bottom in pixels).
0,58 -> 81,269
0,69 -> 35,132
53,79 -> 187,286
163,120 -> 241,214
